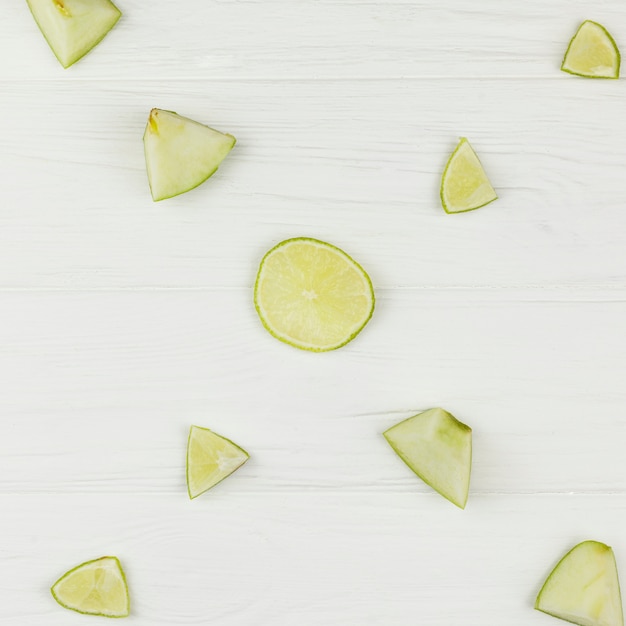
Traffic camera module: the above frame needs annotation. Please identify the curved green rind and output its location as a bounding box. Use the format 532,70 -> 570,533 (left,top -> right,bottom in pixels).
50,556 -> 130,618
142,109 -> 236,202
186,425 -> 250,500
25,0 -> 121,69
145,139 -> 236,203
440,138 -> 498,214
383,409 -> 472,509
253,237 -> 376,352
535,540 -> 624,626
561,20 -> 621,79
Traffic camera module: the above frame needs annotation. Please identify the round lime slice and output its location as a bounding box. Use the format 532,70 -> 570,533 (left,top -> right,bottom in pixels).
254,238 -> 375,352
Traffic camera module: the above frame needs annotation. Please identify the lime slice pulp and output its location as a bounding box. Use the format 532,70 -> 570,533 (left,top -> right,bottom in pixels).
187,425 -> 249,499
51,556 -> 130,618
440,138 -> 497,214
562,20 -> 621,79
254,237 -> 375,352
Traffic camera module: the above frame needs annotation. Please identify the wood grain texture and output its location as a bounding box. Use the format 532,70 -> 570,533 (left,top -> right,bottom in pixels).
1,289 -> 625,495
2,493 -> 626,625
1,78 -> 626,288
3,0 -> 626,80
2,0 -> 626,624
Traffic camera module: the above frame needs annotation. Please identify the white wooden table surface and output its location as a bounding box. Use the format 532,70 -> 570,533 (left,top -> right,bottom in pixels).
2,1 -> 626,624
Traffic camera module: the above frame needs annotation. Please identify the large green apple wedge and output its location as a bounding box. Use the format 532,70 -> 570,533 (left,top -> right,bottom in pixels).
25,0 -> 121,68
536,540 -> 623,626
383,408 -> 472,509
143,109 -> 236,202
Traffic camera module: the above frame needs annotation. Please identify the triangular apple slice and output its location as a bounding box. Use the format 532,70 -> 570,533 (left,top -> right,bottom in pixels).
143,108 -> 236,202
383,408 -> 472,509
26,0 -> 121,69
535,540 -> 624,626
186,425 -> 249,499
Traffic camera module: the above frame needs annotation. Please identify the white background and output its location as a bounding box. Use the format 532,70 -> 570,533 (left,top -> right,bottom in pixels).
2,1 -> 626,624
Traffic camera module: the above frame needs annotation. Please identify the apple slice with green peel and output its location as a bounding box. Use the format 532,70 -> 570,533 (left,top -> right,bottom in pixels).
562,21 -> 621,79
383,408 -> 472,509
440,138 -> 497,214
51,556 -> 130,617
186,425 -> 249,499
535,541 -> 624,626
25,0 -> 121,69
143,109 -> 236,202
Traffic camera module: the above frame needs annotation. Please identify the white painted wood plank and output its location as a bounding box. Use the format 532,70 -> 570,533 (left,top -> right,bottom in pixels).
1,493 -> 625,624
3,0 -> 626,80
2,289 -> 626,494
2,79 -> 626,288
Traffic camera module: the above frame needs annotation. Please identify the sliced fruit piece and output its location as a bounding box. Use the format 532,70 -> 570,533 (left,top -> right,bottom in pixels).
383,408 -> 472,509
51,556 -> 130,618
562,21 -> 621,79
440,137 -> 497,214
187,425 -> 249,499
26,0 -> 121,69
535,540 -> 623,626
143,108 -> 236,202
254,237 -> 375,352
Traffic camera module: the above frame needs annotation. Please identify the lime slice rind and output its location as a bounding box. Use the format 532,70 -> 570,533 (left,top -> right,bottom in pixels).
186,426 -> 250,499
254,237 -> 375,352
561,20 -> 621,79
440,138 -> 498,214
51,556 -> 130,618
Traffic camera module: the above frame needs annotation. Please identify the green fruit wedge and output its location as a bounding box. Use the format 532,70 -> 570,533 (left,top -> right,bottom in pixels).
51,556 -> 130,618
562,21 -> 621,79
440,137 -> 497,214
143,108 -> 236,202
25,0 -> 121,69
383,408 -> 472,509
536,540 -> 623,626
187,425 -> 249,499
254,237 -> 375,352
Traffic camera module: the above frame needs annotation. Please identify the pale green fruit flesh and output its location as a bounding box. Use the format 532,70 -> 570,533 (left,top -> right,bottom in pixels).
186,425 -> 249,499
254,238 -> 375,352
26,0 -> 121,68
562,21 -> 621,79
440,138 -> 497,214
51,556 -> 130,618
143,109 -> 236,202
536,541 -> 624,626
383,408 -> 472,509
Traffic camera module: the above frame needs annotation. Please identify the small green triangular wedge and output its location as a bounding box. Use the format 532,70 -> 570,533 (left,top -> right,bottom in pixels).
383,408 -> 472,509
51,556 -> 130,617
25,0 -> 121,68
143,109 -> 236,202
440,138 -> 497,214
562,21 -> 621,79
535,540 -> 624,626
186,425 -> 249,499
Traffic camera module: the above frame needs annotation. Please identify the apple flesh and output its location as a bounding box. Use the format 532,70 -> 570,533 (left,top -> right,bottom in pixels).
383,408 -> 472,509
26,0 -> 121,68
143,109 -> 236,202
536,540 -> 623,626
